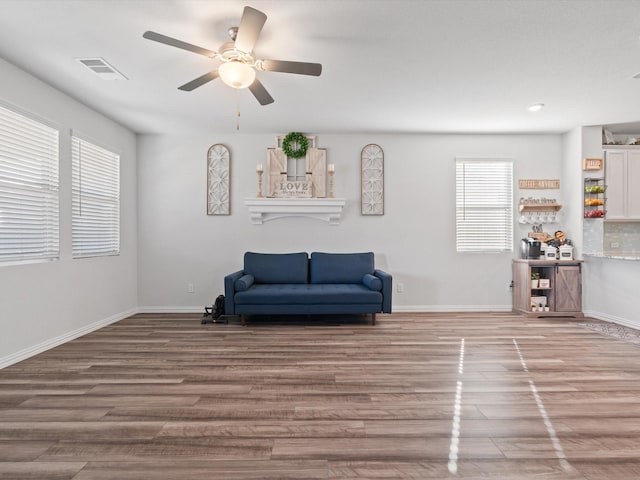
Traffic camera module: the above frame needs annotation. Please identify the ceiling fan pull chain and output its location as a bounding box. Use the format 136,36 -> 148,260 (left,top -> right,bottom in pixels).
236,89 -> 241,131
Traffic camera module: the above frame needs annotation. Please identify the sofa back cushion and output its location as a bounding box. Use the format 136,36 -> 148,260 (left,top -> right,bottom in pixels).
310,252 -> 375,284
244,252 -> 309,284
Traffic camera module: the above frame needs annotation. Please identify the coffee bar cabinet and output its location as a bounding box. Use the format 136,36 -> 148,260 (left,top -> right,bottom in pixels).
513,259 -> 583,317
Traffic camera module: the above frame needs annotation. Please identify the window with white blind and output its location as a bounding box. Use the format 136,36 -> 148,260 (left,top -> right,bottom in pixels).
456,158 -> 513,252
0,104 -> 59,264
71,136 -> 120,257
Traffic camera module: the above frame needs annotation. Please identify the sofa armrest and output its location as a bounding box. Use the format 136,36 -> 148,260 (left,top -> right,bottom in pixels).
374,269 -> 393,313
234,274 -> 254,292
362,273 -> 382,291
224,270 -> 245,315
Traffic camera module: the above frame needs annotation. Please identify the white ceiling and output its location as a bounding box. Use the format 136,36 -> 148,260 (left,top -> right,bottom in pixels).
1,0 -> 640,135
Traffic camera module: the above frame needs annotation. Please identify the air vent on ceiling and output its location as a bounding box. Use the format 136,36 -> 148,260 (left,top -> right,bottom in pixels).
633,72 -> 640,79
76,57 -> 128,80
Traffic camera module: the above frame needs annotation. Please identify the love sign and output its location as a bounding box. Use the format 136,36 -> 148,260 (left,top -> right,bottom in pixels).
275,180 -> 312,198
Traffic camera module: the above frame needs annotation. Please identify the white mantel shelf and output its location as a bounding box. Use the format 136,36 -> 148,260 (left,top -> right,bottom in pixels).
245,197 -> 346,225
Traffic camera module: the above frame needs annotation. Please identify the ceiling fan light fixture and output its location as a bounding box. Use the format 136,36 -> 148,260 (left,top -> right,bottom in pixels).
143,6 -> 322,104
218,61 -> 255,89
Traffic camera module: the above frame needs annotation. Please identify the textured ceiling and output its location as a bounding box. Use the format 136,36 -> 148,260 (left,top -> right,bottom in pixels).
1,0 -> 640,134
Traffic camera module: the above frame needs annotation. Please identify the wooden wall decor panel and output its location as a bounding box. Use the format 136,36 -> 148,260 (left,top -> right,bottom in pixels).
207,144 -> 230,215
361,144 -> 384,215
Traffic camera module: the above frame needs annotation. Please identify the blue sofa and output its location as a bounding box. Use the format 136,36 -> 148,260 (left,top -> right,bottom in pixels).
224,252 -> 392,325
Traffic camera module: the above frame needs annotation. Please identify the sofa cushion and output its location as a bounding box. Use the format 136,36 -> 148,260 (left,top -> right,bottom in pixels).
234,274 -> 254,292
234,283 -> 382,306
244,252 -> 308,284
362,273 -> 382,291
310,252 -> 375,284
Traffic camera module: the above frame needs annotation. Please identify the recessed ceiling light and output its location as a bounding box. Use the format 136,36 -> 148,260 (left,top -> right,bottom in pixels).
528,103 -> 545,112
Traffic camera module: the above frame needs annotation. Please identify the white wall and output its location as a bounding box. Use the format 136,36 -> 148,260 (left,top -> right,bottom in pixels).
562,127 -> 583,255
0,58 -> 138,366
137,133 -> 563,312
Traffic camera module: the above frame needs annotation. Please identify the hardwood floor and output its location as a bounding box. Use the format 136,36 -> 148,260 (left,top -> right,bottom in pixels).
2,312 -> 640,479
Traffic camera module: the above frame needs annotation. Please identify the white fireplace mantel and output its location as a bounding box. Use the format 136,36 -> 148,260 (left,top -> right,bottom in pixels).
245,197 -> 346,225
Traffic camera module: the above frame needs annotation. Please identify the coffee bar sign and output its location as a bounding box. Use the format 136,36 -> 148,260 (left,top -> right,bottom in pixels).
275,180 -> 312,198
518,179 -> 560,189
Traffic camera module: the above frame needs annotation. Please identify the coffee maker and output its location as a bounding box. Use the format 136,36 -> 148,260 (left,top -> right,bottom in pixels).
520,238 -> 541,259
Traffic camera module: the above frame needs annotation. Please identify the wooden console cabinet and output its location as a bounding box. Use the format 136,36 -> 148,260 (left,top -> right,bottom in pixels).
513,259 -> 583,317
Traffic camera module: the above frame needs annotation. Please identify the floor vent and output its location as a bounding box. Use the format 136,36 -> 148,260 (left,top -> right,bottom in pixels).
76,57 -> 128,80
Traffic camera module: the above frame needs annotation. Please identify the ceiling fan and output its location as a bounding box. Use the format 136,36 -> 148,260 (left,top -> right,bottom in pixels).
143,6 -> 322,105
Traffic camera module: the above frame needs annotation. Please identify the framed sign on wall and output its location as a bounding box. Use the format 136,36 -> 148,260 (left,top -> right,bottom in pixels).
518,179 -> 560,189
583,158 -> 603,171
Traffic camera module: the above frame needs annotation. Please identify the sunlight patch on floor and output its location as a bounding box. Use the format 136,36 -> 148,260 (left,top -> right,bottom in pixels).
448,338 -> 465,474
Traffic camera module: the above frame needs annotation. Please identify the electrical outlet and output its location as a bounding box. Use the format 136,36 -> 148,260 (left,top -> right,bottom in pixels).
610,242 -> 620,249
187,283 -> 194,293
397,282 -> 405,293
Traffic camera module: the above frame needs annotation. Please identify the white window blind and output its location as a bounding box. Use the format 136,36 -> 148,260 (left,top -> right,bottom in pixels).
71,136 -> 120,257
0,104 -> 59,264
456,158 -> 513,252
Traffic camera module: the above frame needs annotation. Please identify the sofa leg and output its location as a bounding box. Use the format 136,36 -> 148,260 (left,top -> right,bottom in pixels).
371,313 -> 376,325
241,315 -> 247,327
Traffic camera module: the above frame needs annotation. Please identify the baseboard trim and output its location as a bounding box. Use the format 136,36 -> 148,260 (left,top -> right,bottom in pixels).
583,309 -> 640,330
0,307 -> 139,369
140,305 -> 514,315
137,306 -> 204,314
392,305 -> 512,313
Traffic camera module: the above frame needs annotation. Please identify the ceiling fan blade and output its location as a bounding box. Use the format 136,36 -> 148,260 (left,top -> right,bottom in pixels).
234,6 -> 267,53
261,59 -> 322,76
143,31 -> 217,58
178,71 -> 220,91
248,78 -> 274,105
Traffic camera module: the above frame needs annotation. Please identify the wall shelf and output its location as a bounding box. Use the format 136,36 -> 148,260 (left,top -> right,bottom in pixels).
518,203 -> 562,212
245,197 -> 346,225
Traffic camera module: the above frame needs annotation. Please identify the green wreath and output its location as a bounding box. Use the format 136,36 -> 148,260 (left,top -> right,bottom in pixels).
282,132 -> 309,158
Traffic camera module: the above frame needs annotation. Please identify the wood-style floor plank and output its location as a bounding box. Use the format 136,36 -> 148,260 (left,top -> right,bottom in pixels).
0,441 -> 55,461
0,462 -> 86,480
71,460 -> 329,480
37,438 -> 274,461
271,436 -> 504,460
2,312 -> 640,478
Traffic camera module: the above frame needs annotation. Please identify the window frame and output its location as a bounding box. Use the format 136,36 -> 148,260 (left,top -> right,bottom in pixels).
286,156 -> 308,181
71,134 -> 120,258
0,101 -> 60,265
455,157 -> 514,253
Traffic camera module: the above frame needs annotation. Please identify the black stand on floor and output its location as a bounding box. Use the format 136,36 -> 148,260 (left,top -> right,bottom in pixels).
201,307 -> 228,324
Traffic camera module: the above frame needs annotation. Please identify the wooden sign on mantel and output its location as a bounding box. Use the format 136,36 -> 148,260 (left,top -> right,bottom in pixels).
518,179 -> 560,189
275,180 -> 312,198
